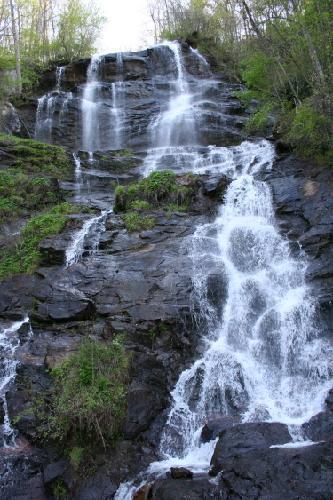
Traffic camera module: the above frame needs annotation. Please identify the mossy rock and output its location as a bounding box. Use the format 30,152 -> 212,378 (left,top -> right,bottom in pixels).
0,133 -> 72,177
0,202 -> 84,280
114,170 -> 198,214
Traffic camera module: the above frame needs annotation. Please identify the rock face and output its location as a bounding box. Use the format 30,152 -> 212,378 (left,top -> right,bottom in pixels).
16,44 -> 246,151
1,40 -> 333,500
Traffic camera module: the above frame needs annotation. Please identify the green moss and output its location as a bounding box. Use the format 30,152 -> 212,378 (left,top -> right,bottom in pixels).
69,447 -> 85,470
122,212 -> 155,232
129,200 -> 151,210
51,479 -> 68,499
0,134 -> 71,177
0,169 -> 62,223
166,203 -> 188,212
0,202 -> 79,280
245,103 -> 274,135
114,170 -> 197,213
40,337 -> 128,448
286,102 -> 332,158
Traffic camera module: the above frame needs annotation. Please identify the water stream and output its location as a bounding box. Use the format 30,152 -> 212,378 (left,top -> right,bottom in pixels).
0,317 -> 30,447
115,42 -> 333,499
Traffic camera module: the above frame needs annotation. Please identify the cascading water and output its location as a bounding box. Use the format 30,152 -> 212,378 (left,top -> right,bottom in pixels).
35,65 -> 72,142
115,43 -> 333,499
0,317 -> 30,447
65,210 -> 108,267
82,55 -> 103,152
146,41 -> 197,153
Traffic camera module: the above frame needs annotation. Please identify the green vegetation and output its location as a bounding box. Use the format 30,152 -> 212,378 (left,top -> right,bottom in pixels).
122,212 -> 155,232
115,170 -> 197,213
0,170 -> 61,223
0,203 -> 78,280
154,0 -> 333,162
0,134 -> 73,224
51,479 -> 68,499
115,170 -> 198,231
1,0 -> 105,97
0,134 -> 71,176
69,446 -> 85,470
40,337 -> 128,449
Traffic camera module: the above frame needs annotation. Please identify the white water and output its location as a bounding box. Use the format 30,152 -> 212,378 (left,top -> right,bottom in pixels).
147,41 -> 197,151
82,55 -> 102,152
0,317 -> 30,447
110,82 -> 124,149
65,211 -> 108,267
35,65 -> 72,142
115,42 -> 333,499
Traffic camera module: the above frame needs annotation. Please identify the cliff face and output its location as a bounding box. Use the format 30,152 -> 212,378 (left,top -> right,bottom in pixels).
0,42 -> 332,500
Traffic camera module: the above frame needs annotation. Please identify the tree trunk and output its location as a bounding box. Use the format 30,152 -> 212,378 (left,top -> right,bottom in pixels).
9,0 -> 22,95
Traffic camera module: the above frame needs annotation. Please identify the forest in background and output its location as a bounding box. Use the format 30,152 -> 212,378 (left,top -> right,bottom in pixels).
0,0 -> 105,94
149,0 -> 333,162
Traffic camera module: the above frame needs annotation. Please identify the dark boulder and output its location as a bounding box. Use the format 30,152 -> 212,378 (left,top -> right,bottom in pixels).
210,421 -> 291,475
149,476 -> 218,499
217,439 -> 333,499
169,467 -> 193,479
302,388 -> 333,441
201,415 -> 240,443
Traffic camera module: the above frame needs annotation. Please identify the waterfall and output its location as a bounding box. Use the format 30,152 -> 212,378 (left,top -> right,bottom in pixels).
115,42 -> 333,499
82,55 -> 103,152
151,139 -> 333,474
65,210 -> 108,267
109,53 -> 125,149
147,41 -> 196,151
35,65 -> 72,142
55,66 -> 65,91
0,317 -> 30,447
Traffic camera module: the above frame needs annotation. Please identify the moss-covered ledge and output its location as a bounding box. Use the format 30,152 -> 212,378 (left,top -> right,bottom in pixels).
0,133 -> 73,225
114,170 -> 200,232
0,202 -> 89,281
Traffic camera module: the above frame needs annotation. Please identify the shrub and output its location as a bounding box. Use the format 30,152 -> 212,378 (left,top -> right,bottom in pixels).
286,102 -> 332,157
0,134 -> 71,177
0,170 -> 62,222
122,212 -> 155,232
0,203 -> 78,280
245,103 -> 274,135
114,170 -> 197,213
129,200 -> 151,210
69,447 -> 85,470
44,337 -> 128,448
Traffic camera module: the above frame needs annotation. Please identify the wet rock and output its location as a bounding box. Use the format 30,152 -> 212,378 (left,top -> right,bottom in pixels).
150,476 -> 218,499
217,440 -> 333,499
201,415 -> 240,443
302,388 -> 333,441
0,398 -> 4,425
133,483 -> 152,500
202,174 -> 231,199
210,422 -> 291,475
43,459 -> 68,484
33,294 -> 95,323
0,449 -> 46,500
170,467 -> 193,479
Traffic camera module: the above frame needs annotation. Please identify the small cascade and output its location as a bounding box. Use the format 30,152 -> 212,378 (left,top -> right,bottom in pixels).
82,55 -> 103,152
108,52 -> 126,149
35,65 -> 73,142
65,211 -> 108,267
2,102 -> 21,135
0,317 -> 30,447
73,152 -> 83,198
55,66 -> 65,91
148,41 -> 196,149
